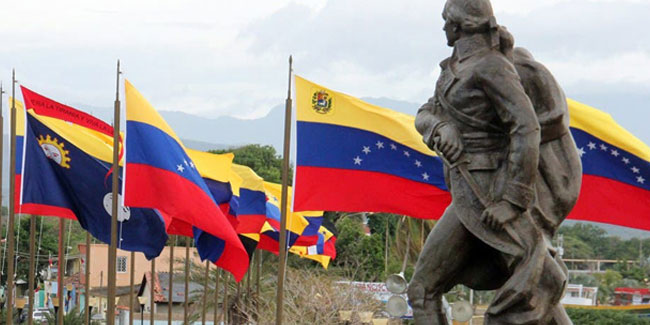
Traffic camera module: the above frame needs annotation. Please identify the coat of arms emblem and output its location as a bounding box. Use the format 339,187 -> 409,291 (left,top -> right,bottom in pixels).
311,90 -> 332,114
38,134 -> 71,168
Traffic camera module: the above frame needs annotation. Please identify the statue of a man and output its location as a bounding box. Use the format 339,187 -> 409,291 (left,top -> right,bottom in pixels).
409,0 -> 581,324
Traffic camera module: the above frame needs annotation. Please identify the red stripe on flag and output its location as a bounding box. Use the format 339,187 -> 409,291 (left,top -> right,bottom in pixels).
20,203 -> 77,220
257,234 -> 280,255
294,166 -> 450,219
235,215 -> 266,234
16,174 -> 77,220
568,174 -> 650,230
125,163 -> 248,280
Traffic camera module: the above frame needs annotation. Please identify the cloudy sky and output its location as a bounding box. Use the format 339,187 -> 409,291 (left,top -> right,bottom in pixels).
1,0 -> 649,143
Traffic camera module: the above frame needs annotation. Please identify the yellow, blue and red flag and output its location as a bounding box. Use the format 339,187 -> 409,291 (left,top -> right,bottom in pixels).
289,226 -> 337,269
294,76 -> 650,230
11,97 -> 26,212
567,99 -> 650,228
18,87 -> 167,259
230,164 -> 267,234
187,150 -> 258,263
254,182 -> 323,253
124,80 -> 248,280
294,76 -> 449,219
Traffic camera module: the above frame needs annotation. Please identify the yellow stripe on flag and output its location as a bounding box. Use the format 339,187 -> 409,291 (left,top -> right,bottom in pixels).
125,79 -> 184,147
568,99 -> 650,161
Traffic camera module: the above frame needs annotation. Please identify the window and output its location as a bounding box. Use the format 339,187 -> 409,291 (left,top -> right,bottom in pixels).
117,256 -> 127,273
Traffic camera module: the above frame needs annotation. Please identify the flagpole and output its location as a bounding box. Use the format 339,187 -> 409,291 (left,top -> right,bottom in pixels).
222,273 -> 229,324
202,260 -> 208,324
183,237 -> 190,324
167,236 -> 174,325
0,81 -> 4,284
150,258 -> 155,325
5,69 -> 18,324
107,59 -> 121,325
27,213 -> 36,325
246,262 -> 251,316
276,55 -> 293,325
214,267 -> 220,324
85,233 -> 91,325
57,218 -> 65,325
129,250 -> 134,325
256,251 -> 261,321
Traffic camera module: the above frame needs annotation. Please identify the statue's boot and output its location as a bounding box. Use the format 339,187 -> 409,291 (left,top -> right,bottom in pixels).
412,311 -> 448,325
409,284 -> 449,325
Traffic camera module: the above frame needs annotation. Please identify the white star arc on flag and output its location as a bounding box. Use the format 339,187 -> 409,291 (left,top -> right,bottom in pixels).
600,144 -> 608,151
611,150 -> 620,157
353,156 -> 363,165
623,157 -> 630,164
390,143 -> 397,150
415,160 -> 422,167
422,172 -> 430,181
403,151 -> 410,157
632,167 -> 640,174
177,164 -> 185,172
587,142 -> 596,150
362,146 -> 371,154
637,176 -> 646,184
376,141 -> 384,149
577,147 -> 586,157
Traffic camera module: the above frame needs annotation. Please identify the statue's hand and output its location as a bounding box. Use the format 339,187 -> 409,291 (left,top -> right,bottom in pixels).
433,124 -> 463,162
481,200 -> 521,231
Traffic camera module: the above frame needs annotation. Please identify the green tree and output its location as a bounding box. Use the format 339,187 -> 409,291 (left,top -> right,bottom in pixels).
594,270 -> 624,304
211,144 -> 289,183
559,223 -> 608,258
562,236 -> 594,260
566,308 -> 650,325
332,216 -> 385,281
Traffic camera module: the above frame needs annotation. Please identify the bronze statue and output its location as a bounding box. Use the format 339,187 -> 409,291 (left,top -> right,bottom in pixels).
408,0 -> 581,324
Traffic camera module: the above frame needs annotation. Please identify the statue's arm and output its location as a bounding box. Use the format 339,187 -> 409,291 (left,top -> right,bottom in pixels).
415,92 -> 450,149
477,55 -> 541,210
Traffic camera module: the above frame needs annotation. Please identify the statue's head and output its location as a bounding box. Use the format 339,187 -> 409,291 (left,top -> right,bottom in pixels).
442,0 -> 496,47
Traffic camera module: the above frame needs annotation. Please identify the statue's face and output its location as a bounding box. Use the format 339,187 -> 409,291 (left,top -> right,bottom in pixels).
443,16 -> 460,47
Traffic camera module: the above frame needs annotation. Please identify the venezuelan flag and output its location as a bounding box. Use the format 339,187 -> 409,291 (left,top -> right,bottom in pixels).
11,97 -> 26,212
294,76 -> 449,219
289,225 -> 337,269
187,150 -> 259,263
124,80 -> 248,280
230,164 -> 267,234
567,100 -> 650,229
188,149 -> 237,225
294,76 -> 650,230
252,183 -> 324,253
17,87 -> 167,258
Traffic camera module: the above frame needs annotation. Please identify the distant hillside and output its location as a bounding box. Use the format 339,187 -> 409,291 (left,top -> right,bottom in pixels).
562,220 -> 650,239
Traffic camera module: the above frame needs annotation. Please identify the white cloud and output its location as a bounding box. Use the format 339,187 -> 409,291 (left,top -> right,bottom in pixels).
0,0 -> 649,136
547,51 -> 650,88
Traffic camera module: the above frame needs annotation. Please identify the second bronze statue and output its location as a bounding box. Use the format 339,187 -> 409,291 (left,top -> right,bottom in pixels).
408,0 -> 581,324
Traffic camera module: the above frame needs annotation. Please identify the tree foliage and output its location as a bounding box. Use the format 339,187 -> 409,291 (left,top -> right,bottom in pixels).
210,144 -> 289,183
566,308 -> 650,325
332,216 -> 385,281
1,216 -> 88,285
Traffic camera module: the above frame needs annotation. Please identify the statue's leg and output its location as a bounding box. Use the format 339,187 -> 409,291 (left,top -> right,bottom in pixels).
485,214 -> 568,324
548,303 -> 573,325
408,209 -> 475,325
